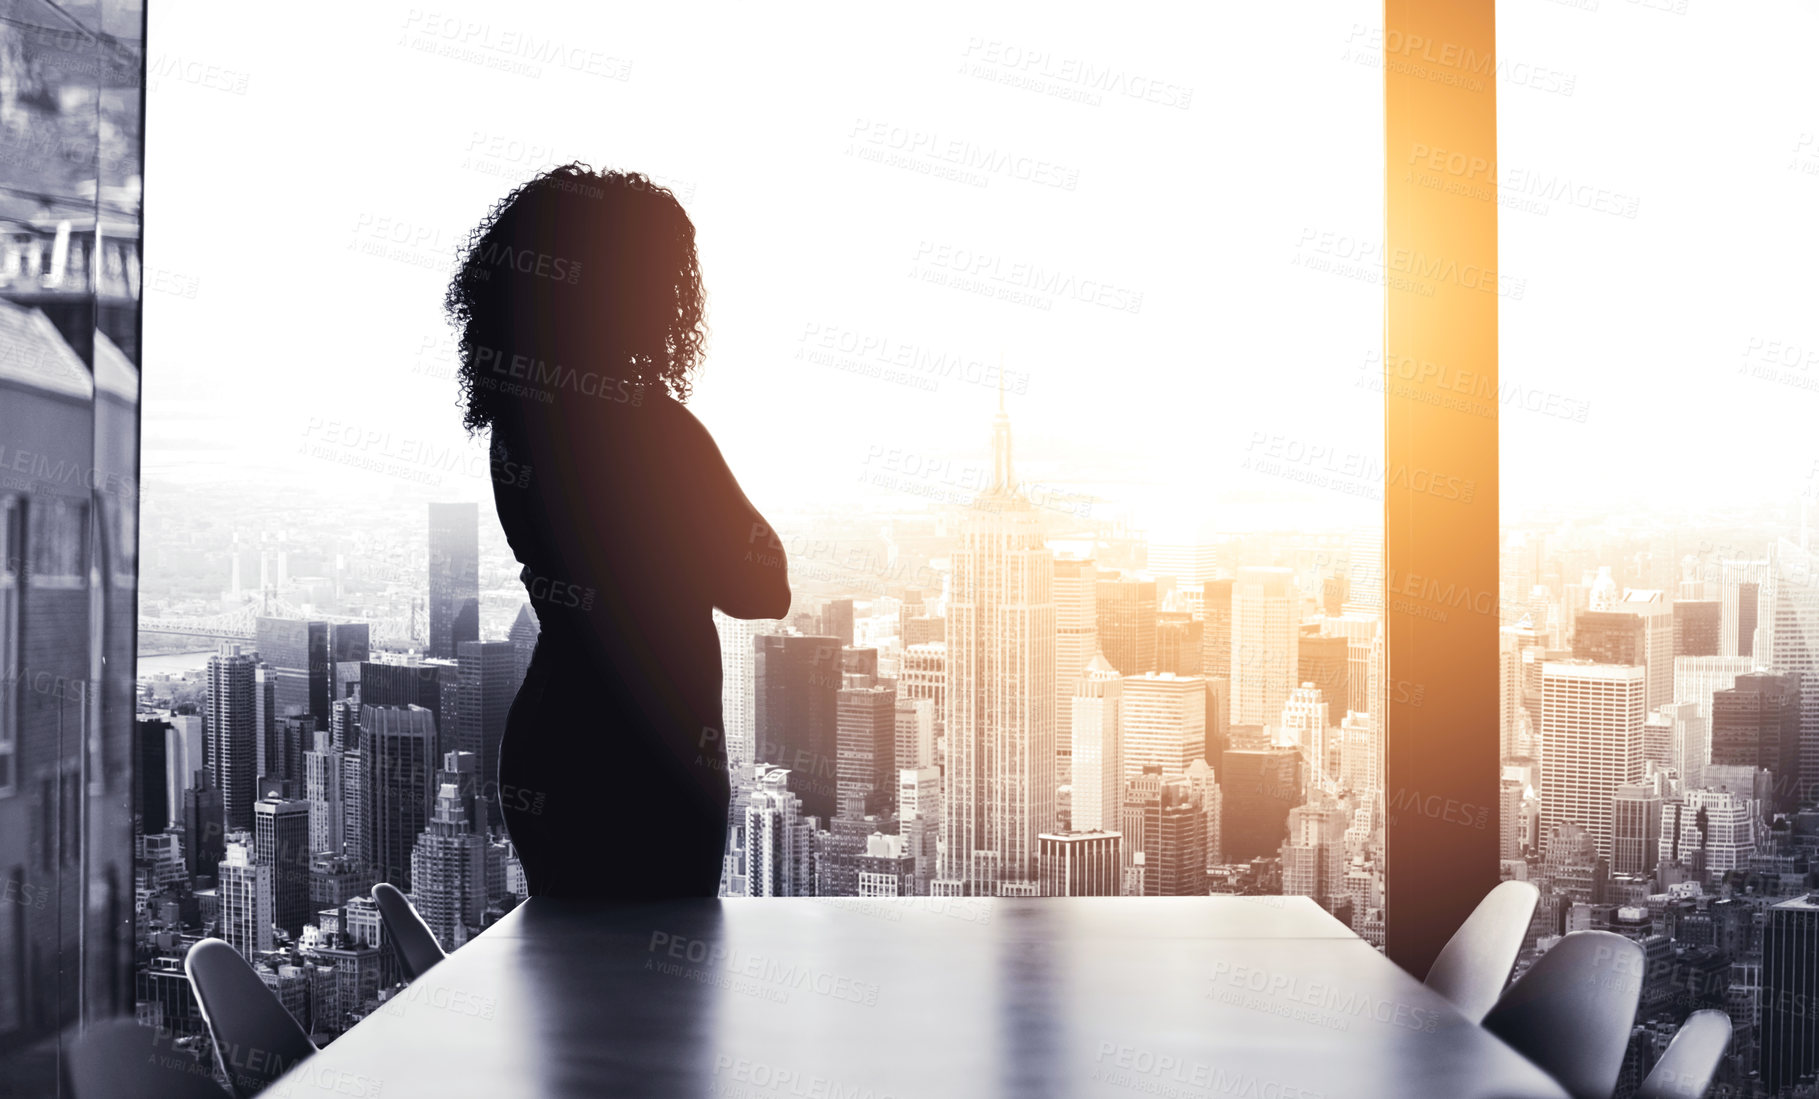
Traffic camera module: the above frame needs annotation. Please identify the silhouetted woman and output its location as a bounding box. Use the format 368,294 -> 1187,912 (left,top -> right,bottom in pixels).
445,164 -> 789,898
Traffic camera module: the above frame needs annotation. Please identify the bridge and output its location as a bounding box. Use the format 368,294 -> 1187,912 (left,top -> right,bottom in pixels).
139,594 -> 424,650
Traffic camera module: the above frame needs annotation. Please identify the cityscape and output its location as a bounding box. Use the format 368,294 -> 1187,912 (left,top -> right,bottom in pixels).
123,397 -> 1819,1096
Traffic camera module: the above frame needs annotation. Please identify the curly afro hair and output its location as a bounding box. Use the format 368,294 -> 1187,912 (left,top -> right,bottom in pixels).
443,163 -> 707,436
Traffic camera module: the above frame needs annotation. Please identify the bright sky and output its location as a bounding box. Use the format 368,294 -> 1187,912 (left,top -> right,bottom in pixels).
141,1 -> 1819,541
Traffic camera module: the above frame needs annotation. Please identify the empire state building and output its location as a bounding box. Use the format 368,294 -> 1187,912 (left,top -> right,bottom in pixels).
939,397 -> 1057,895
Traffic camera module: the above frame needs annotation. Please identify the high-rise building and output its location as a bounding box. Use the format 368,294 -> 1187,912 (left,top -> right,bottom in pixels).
410,752 -> 489,950
754,633 -> 844,820
1674,600 -> 1721,658
303,730 -> 345,858
836,674 -> 897,818
1762,893 -> 1819,1092
941,402 -> 1056,896
1499,776 -> 1524,860
1096,576 -> 1157,676
899,766 -> 940,895
360,659 -> 455,756
1659,788 -> 1757,874
1200,578 -> 1234,690
1121,673 -> 1206,781
820,598 -> 855,646
1572,611 -> 1646,667
428,502 -> 480,660
1277,683 -> 1330,795
1071,654 -> 1123,833
133,717 -> 170,834
1610,783 -> 1662,878
208,644 -> 260,831
1156,613 -> 1203,677
456,640 -> 521,827
218,833 -> 274,957
1037,831 -> 1122,896
255,618 -> 331,751
1281,799 -> 1349,911
1232,567 -> 1298,726
1621,591 -> 1675,713
509,603 -> 540,684
1718,560 -> 1767,659
744,767 -> 816,896
1053,557 -> 1099,788
1221,746 -> 1300,863
185,770 -> 226,881
362,704 -> 436,892
1297,633 -> 1349,727
254,794 -> 312,935
1343,529 -> 1383,617
894,696 -> 936,773
1710,672 -> 1803,814
1539,662 -> 1645,862
1761,540 -> 1819,806
902,641 -> 947,714
1123,767 -> 1206,896
715,611 -> 775,771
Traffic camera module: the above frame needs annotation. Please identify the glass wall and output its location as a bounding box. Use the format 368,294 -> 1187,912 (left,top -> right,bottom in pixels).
0,0 -> 144,1092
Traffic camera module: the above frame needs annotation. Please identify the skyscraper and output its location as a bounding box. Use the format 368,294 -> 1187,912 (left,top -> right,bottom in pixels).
362,704 -> 437,892
1609,783 -> 1662,878
133,717 -> 170,834
835,674 -> 897,818
1123,767 -> 1206,897
1281,799 -> 1349,911
303,730 -> 345,858
1095,576 -> 1157,676
410,752 -> 489,950
1539,662 -> 1645,862
753,634 -> 844,820
360,659 -> 456,757
428,502 -> 480,660
894,696 -> 936,773
1120,673 -> 1206,780
1710,671 -> 1802,814
1343,529 -> 1383,618
208,644 -> 259,831
1200,578 -> 1234,689
255,617 -> 331,745
1762,893 -> 1819,1091
941,401 -> 1056,896
1673,600 -> 1721,658
1037,831 -> 1122,896
1761,539 -> 1819,806
1232,567 -> 1298,726
715,610 -> 775,771
743,767 -> 816,896
1053,557 -> 1099,789
1297,633 -> 1349,727
1070,654 -> 1123,833
899,766 -> 940,895
1220,746 -> 1300,863
1156,613 -> 1204,676
254,794 -> 312,935
456,640 -> 521,827
218,833 -> 274,957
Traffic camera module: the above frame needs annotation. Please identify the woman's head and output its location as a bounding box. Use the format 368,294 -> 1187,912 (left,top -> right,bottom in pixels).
445,163 -> 706,435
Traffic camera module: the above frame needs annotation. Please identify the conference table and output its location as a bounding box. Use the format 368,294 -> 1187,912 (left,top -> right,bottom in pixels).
270,896 -> 1570,1099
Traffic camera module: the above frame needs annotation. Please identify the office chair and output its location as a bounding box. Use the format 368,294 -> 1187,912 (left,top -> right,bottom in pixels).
373,882 -> 448,981
184,938 -> 318,1098
1480,930 -> 1644,1099
1424,879 -> 1542,1023
1636,1009 -> 1732,1099
65,1018 -> 231,1099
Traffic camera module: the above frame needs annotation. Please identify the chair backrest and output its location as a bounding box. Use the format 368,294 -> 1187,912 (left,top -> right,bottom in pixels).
1481,930 -> 1644,1099
66,1018 -> 231,1099
373,882 -> 448,981
1425,880 -> 1542,1023
1637,1009 -> 1732,1099
184,938 -> 318,1099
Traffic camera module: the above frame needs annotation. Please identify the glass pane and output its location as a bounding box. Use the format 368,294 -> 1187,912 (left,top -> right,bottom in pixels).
1499,1 -> 1819,1089
0,0 -> 143,1090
